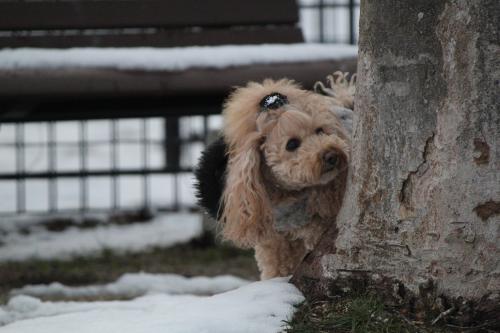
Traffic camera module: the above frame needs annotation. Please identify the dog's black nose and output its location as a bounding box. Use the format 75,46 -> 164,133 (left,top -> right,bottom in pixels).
322,151 -> 339,172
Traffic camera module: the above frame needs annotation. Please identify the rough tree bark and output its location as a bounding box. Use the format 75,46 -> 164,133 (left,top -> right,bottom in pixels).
292,0 -> 499,326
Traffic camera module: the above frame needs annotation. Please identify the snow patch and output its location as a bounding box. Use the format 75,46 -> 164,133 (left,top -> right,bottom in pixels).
0,213 -> 202,262
0,43 -> 357,71
11,273 -> 251,299
0,278 -> 304,333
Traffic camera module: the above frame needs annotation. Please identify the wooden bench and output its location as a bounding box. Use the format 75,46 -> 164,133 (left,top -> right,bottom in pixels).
0,0 -> 356,122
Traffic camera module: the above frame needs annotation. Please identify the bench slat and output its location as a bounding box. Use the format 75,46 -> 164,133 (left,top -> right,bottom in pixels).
0,58 -> 358,122
0,27 -> 303,48
0,0 -> 299,31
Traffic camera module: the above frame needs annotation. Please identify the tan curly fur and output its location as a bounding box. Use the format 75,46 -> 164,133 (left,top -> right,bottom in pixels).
220,75 -> 354,279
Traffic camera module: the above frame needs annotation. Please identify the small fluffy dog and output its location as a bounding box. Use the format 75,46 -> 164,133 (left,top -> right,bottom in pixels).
195,73 -> 355,279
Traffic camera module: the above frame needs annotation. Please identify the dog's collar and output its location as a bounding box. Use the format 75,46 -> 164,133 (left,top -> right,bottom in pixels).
259,92 -> 288,112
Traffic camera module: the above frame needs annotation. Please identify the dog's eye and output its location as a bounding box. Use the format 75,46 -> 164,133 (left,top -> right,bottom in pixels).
315,127 -> 324,135
286,138 -> 301,152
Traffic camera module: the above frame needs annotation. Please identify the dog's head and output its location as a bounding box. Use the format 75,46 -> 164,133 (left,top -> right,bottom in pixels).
220,79 -> 351,247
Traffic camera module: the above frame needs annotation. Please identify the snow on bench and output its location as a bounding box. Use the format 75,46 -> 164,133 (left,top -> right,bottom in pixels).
0,43 -> 357,71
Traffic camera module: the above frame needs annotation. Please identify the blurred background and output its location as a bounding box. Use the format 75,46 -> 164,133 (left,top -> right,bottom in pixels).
0,0 -> 359,306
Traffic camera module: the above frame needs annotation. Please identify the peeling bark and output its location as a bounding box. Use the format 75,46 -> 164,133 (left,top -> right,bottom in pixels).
473,138 -> 490,165
292,0 -> 500,327
474,201 -> 500,221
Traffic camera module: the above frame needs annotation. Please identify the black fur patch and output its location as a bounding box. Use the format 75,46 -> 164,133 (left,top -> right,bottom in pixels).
194,136 -> 228,220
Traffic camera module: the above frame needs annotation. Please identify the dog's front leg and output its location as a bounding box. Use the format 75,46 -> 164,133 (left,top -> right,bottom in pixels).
254,234 -> 306,279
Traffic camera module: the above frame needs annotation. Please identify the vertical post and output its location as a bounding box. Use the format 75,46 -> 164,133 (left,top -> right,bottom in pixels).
203,115 -> 209,145
141,118 -> 150,209
348,0 -> 356,44
111,119 -> 119,210
15,123 -> 25,214
79,120 -> 87,213
165,116 -> 180,210
165,116 -> 180,171
48,121 -> 57,213
318,0 -> 325,43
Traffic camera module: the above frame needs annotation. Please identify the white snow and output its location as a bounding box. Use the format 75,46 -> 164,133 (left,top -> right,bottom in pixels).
0,213 -> 203,262
0,43 -> 357,71
0,278 -> 304,333
11,273 -> 251,299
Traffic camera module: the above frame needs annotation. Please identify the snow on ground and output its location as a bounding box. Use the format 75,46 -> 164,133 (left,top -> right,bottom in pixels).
11,273 -> 250,299
0,278 -> 304,333
0,43 -> 357,71
0,213 -> 202,262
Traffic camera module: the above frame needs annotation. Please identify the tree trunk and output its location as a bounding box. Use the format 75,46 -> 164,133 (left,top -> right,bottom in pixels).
292,0 -> 499,326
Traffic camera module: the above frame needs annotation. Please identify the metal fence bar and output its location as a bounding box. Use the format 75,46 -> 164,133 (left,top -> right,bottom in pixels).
141,118 -> 150,208
299,1 -> 359,44
15,123 -> 25,213
165,117 -> 180,170
203,115 -> 209,145
0,138 -> 199,147
79,120 -> 87,212
165,117 -> 180,210
0,168 -> 194,180
111,119 -> 119,210
348,0 -> 356,44
47,121 -> 57,213
318,0 -> 325,43
299,2 -> 355,8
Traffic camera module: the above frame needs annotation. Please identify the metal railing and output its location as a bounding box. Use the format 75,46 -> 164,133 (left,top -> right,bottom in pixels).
0,116 -> 220,215
299,0 -> 360,44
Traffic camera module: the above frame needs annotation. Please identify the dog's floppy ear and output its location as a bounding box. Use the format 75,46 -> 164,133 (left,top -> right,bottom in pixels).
218,79 -> 299,247
220,133 -> 272,248
194,136 -> 228,220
